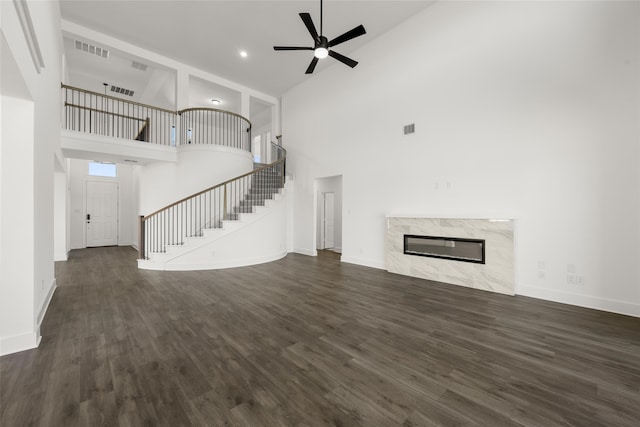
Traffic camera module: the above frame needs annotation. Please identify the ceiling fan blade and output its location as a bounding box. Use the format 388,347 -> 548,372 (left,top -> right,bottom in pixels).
305,57 -> 319,74
328,50 -> 358,68
328,24 -> 366,48
299,13 -> 319,42
273,46 -> 314,51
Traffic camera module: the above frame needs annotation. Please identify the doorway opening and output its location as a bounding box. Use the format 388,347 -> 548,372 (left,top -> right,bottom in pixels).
315,175 -> 342,254
250,97 -> 275,164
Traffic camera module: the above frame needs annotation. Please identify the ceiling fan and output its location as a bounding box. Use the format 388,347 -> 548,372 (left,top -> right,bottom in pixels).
273,0 -> 366,74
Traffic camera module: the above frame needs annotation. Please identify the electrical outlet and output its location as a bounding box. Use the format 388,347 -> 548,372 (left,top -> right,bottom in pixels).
538,260 -> 546,270
567,264 -> 576,274
577,275 -> 585,285
567,274 -> 577,284
538,270 -> 546,280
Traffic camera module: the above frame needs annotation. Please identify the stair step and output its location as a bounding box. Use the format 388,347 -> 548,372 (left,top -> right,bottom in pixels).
250,186 -> 281,191
234,207 -> 254,213
240,202 -> 265,208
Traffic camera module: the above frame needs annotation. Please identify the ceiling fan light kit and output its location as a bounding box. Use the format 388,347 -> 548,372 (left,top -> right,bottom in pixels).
274,0 -> 366,74
314,47 -> 329,59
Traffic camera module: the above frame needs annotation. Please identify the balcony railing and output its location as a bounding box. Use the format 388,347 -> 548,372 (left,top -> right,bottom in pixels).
61,84 -> 252,150
61,84 -> 176,145
180,108 -> 251,151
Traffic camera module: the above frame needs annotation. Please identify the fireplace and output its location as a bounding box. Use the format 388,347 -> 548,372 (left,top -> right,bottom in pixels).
403,234 -> 485,264
387,217 -> 514,295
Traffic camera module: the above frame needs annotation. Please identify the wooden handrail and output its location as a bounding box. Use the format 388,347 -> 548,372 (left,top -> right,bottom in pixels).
61,83 -> 177,114
61,84 -> 253,125
143,144 -> 286,220
64,102 -> 147,122
179,107 -> 253,128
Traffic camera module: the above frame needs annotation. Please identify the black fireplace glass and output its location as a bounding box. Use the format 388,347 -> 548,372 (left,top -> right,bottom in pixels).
403,235 -> 485,264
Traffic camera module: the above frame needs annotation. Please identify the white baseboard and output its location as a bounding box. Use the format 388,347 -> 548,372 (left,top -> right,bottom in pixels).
293,248 -> 317,256
340,256 -> 385,270
0,280 -> 55,357
517,284 -> 640,318
38,278 -> 57,326
130,242 -> 139,251
0,331 -> 41,356
139,252 -> 288,271
54,251 -> 68,261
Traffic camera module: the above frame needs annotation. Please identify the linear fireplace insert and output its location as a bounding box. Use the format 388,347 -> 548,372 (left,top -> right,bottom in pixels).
403,234 -> 485,264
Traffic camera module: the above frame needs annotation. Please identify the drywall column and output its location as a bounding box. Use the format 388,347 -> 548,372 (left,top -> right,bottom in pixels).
175,69 -> 189,111
241,92 -> 250,125
174,68 -> 189,151
53,170 -> 68,261
273,101 -> 282,138
0,96 -> 36,354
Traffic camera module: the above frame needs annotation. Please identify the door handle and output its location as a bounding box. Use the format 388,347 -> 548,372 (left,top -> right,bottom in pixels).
86,213 -> 91,223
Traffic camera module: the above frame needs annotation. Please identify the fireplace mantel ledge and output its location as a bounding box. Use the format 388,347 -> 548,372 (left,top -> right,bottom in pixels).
386,214 -> 518,220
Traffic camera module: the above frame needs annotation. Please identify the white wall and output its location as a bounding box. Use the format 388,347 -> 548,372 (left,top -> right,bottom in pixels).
69,159 -> 137,249
131,165 -> 141,250
53,170 -> 68,261
316,175 -> 342,252
118,163 -> 136,246
0,0 -> 63,355
138,145 -> 253,215
282,1 -> 640,316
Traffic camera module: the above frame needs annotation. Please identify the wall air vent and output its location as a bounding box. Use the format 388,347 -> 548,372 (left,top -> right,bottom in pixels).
74,40 -> 109,59
110,85 -> 135,97
131,61 -> 148,71
404,123 -> 415,135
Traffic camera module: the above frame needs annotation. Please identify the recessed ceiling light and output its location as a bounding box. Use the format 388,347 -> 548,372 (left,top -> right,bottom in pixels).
211,99 -> 221,105
239,50 -> 248,58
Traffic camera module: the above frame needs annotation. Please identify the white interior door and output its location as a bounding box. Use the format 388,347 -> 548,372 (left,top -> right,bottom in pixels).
323,192 -> 335,249
86,181 -> 118,247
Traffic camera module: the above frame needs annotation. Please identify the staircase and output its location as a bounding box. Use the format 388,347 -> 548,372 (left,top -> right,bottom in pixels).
231,164 -> 284,218
138,144 -> 289,271
60,83 -> 288,271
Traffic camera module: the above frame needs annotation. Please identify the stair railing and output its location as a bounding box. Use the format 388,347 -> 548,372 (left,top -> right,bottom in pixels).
138,142 -> 286,260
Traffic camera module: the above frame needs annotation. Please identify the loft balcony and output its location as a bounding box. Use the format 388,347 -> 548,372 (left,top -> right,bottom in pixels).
60,84 -> 254,165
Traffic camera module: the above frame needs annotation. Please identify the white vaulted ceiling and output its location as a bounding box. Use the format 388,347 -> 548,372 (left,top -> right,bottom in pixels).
60,1 -> 434,97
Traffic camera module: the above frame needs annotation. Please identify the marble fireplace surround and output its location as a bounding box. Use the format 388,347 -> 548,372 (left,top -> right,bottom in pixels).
386,216 -> 515,295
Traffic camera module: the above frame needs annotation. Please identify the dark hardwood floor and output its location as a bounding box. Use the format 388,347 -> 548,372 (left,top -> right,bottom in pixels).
1,247 -> 639,426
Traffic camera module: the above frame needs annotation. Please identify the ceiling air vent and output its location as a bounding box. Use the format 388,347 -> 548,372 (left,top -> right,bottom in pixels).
110,85 -> 135,97
74,40 -> 109,59
131,61 -> 148,71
